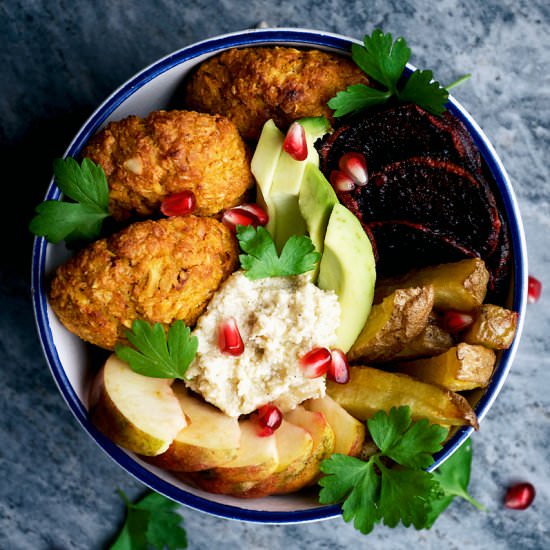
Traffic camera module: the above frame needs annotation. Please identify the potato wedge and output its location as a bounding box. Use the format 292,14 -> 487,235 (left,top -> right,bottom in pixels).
397,343 -> 496,391
463,304 -> 518,349
348,286 -> 434,362
375,258 -> 489,312
327,366 -> 479,429
394,314 -> 454,359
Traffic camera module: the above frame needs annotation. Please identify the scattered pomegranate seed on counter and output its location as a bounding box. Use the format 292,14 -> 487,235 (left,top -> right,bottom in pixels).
217,317 -> 244,356
330,170 -> 356,192
339,152 -> 368,186
160,190 -> 196,216
441,310 -> 474,333
236,203 -> 269,226
327,349 -> 350,384
527,275 -> 542,303
222,207 -> 260,231
300,347 -> 332,378
283,122 -> 308,161
504,482 -> 536,510
257,403 -> 283,437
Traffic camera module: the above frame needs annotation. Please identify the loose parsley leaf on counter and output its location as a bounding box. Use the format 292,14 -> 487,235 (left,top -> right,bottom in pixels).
318,406 -> 448,534
236,225 -> 320,279
110,490 -> 188,550
328,29 -> 470,117
29,157 -> 110,244
115,319 -> 198,379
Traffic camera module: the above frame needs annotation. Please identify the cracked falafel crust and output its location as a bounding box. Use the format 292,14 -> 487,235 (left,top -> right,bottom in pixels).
48,216 -> 239,350
82,110 -> 254,220
184,47 -> 370,141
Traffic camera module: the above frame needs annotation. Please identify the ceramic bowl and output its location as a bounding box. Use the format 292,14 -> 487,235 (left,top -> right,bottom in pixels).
31,28 -> 528,523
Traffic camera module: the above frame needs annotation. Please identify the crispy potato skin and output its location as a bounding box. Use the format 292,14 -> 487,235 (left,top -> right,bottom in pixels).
83,110 -> 254,220
463,304 -> 518,349
184,47 -> 370,140
349,286 -> 434,362
49,216 -> 238,349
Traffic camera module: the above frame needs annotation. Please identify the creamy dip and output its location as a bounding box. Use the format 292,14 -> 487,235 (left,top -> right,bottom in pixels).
185,271 -> 340,417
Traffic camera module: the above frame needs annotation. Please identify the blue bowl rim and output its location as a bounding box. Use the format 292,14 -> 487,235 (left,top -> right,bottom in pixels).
31,27 -> 528,524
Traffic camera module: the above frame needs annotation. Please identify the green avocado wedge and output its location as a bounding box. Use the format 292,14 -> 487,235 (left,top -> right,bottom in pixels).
318,204 -> 377,352
298,164 -> 339,281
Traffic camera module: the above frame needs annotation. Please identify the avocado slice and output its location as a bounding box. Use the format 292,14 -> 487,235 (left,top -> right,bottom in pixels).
269,117 -> 330,251
250,120 -> 285,236
318,204 -> 376,352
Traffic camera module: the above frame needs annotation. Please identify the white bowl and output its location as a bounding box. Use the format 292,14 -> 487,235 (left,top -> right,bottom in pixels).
31,28 -> 528,523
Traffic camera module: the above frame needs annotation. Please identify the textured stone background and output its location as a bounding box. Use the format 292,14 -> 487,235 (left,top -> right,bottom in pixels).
1,1 -> 549,548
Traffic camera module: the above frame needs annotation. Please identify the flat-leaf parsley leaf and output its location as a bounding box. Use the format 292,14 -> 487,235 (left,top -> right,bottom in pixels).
110,490 -> 188,550
29,157 -> 110,244
115,320 -> 198,379
236,225 -> 320,279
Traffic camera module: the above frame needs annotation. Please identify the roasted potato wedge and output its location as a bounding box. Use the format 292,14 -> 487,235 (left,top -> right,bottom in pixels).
348,286 -> 434,362
327,366 -> 479,429
375,258 -> 489,312
463,304 -> 518,349
394,314 -> 454,359
397,343 -> 496,391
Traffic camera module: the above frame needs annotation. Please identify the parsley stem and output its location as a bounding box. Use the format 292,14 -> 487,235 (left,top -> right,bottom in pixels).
445,73 -> 471,91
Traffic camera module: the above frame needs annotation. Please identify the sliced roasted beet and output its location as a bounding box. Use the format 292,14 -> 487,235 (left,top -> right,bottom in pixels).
318,103 -> 482,176
367,220 -> 477,276
351,157 -> 501,257
486,212 -> 511,301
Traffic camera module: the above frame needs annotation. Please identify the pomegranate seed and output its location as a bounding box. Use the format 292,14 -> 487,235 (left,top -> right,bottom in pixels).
504,482 -> 535,510
237,203 -> 269,226
217,317 -> 244,356
527,275 -> 542,304
328,349 -> 350,384
441,310 -> 474,333
283,122 -> 308,161
257,403 -> 283,437
339,152 -> 368,186
222,207 -> 259,232
300,347 -> 332,378
160,191 -> 196,216
330,170 -> 356,192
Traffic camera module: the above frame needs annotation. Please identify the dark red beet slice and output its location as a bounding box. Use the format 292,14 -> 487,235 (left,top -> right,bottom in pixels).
318,103 -> 482,176
351,157 -> 501,257
486,212 -> 511,301
367,220 -> 477,277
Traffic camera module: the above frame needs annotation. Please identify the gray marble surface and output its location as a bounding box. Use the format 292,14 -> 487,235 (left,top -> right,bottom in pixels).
1,1 -> 549,548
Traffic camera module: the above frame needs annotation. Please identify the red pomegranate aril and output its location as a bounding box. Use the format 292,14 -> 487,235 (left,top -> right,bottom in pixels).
330,170 -> 356,192
238,203 -> 269,226
504,482 -> 536,510
441,310 -> 474,333
300,347 -> 332,378
160,191 -> 196,216
257,403 -> 283,436
222,207 -> 259,232
217,317 -> 244,356
283,122 -> 308,161
328,349 -> 350,384
527,275 -> 542,304
339,152 -> 368,186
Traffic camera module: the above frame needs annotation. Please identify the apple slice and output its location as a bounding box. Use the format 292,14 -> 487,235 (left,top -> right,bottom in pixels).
146,384 -> 240,471
304,395 -> 365,457
278,405 -> 335,492
235,419 -> 314,498
90,354 -> 186,456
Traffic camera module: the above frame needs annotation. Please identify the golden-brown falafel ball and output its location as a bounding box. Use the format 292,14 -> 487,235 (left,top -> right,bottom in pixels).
49,216 -> 238,350
184,47 -> 370,141
82,110 -> 254,220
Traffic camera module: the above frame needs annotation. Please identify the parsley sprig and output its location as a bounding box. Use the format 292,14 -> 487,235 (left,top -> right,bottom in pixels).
319,406 -> 482,534
115,320 -> 198,379
236,225 -> 320,279
110,490 -> 187,550
328,29 -> 470,117
29,157 -> 110,244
